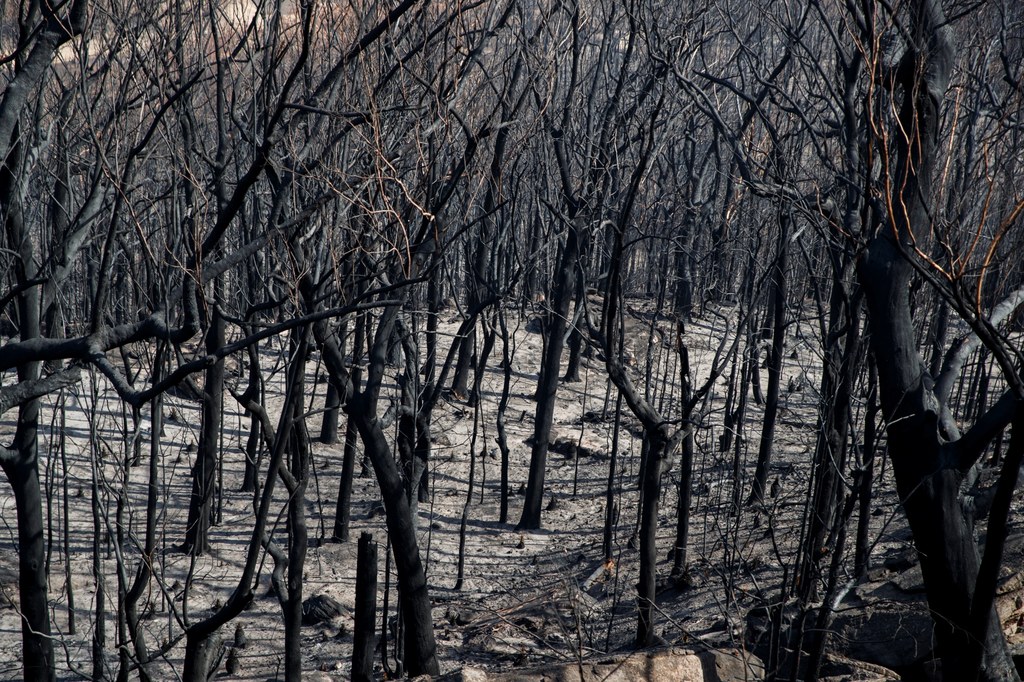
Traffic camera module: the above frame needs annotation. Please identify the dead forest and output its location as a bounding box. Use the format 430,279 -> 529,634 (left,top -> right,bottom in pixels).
2,0 -> 1024,680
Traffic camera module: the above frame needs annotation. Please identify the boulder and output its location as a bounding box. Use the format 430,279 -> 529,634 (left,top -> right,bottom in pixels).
746,568 -> 933,674
301,594 -> 345,625
436,647 -> 764,681
831,577 -> 933,670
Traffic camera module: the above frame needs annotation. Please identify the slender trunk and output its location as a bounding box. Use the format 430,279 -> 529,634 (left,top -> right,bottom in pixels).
180,325 -> 306,682
636,436 -> 666,647
333,312 -> 366,541
450,325 -> 475,399
672,428 -> 694,576
284,359 -> 310,681
241,343 -> 261,494
468,321 -> 495,407
2,130 -> 55,681
563,271 -> 586,382
748,209 -> 788,504
604,392 -> 623,562
61,399 -> 76,637
90,402 -> 107,680
350,407 -> 439,676
123,347 -> 164,682
3,437 -> 55,682
332,380 -> 360,542
855,360 -> 879,577
519,224 -> 579,529
799,284 -> 860,601
352,532 -> 377,682
496,310 -> 513,524
320,382 -> 340,444
184,303 -> 225,555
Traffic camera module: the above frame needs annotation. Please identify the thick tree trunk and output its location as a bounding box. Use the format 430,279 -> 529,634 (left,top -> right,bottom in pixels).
858,4 -> 1018,677
861,177 -> 1019,682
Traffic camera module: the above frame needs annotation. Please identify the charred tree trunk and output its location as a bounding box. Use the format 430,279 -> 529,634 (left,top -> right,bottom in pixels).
284,339 -> 311,681
450,325 -> 474,399
496,309 -> 514,524
563,270 -> 587,383
184,303 -> 225,556
859,3 -> 1019,678
333,311 -> 367,542
519,223 -> 579,529
320,382 -> 340,444
748,207 -> 789,504
1,130 -> 55,681
855,360 -> 879,577
241,343 -> 262,494
316,302 -> 439,677
799,273 -> 861,602
636,430 -> 670,647
2,419 -> 55,682
348,401 -> 439,676
122,346 -> 165,682
352,532 -> 378,682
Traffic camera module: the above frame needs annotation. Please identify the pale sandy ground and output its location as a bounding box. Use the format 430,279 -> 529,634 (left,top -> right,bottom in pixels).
0,303 -> 911,680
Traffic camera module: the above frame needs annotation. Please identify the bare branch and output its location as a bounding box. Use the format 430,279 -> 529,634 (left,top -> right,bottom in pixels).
0,365 -> 81,415
956,390 -> 1019,471
935,285 -> 1024,404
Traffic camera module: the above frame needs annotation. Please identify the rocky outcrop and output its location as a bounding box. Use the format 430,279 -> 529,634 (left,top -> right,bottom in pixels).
818,652 -> 901,681
830,573 -> 933,671
436,647 -> 764,682
745,542 -> 1024,678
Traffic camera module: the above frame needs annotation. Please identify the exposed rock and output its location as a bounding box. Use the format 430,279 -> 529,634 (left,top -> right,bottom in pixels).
435,647 -> 764,681
831,577 -> 933,670
525,428 -> 561,447
881,550 -> 917,572
549,436 -> 602,459
549,437 -> 579,459
820,653 -> 901,680
889,564 -> 925,594
302,594 -> 346,625
746,569 -> 933,674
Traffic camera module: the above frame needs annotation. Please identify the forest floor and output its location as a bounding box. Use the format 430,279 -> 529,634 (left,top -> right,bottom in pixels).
0,301 -> 929,680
